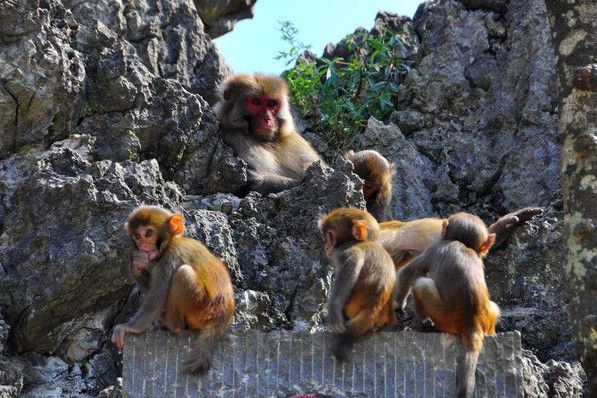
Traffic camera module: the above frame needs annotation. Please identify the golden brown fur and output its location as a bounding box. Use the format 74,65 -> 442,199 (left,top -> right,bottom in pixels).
345,150 -> 395,221
320,207 -> 396,360
113,206 -> 235,374
394,212 -> 499,398
216,74 -> 395,210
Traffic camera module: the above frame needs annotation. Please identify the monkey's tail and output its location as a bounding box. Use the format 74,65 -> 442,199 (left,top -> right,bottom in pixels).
456,330 -> 483,398
185,312 -> 230,375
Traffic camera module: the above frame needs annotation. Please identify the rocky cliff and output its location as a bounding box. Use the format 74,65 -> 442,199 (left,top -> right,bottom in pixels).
0,0 -> 588,396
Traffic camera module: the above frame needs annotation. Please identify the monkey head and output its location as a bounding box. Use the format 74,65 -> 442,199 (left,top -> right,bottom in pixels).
442,212 -> 495,256
125,205 -> 185,260
319,207 -> 380,258
217,73 -> 295,141
345,150 -> 395,200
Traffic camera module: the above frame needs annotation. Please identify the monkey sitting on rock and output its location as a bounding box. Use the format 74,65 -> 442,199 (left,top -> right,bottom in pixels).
216,73 -> 395,221
113,205 -> 235,374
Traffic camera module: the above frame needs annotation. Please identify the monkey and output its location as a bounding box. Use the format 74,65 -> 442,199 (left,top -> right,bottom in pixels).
112,205 -> 235,374
216,73 -> 394,217
217,73 -> 320,195
393,212 -> 501,398
345,150 -> 395,221
377,207 -> 544,269
319,207 -> 397,361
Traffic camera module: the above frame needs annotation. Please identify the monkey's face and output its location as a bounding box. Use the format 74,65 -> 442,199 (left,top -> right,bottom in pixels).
245,95 -> 281,140
131,225 -> 159,260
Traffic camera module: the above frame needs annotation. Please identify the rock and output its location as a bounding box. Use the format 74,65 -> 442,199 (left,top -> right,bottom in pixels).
0,314 -> 8,356
353,117 -> 434,220
229,159 -> 364,329
0,136 -> 182,356
0,1 -> 85,159
522,350 -> 586,398
465,53 -> 499,90
486,211 -> 574,362
0,357 -> 23,398
195,0 -> 256,39
97,378 -> 123,398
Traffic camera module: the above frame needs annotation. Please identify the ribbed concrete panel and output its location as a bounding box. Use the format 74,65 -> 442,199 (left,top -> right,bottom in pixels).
122,330 -> 523,397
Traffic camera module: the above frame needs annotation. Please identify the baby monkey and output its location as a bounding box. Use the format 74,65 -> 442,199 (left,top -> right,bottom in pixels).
394,212 -> 500,398
320,207 -> 397,361
114,205 -> 235,374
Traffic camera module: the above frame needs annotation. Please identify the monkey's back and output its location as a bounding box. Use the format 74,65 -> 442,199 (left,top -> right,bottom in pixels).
428,241 -> 490,317
343,242 -> 396,327
167,236 -> 235,304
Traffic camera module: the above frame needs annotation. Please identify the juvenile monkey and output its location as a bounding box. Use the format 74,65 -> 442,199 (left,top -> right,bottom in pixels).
394,212 -> 500,398
378,207 -> 544,269
216,74 -> 394,217
345,150 -> 395,221
320,207 -> 397,360
112,206 -> 235,374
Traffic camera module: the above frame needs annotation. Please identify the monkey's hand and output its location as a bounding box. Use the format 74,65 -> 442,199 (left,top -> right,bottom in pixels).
131,250 -> 151,275
248,170 -> 300,195
489,207 -> 544,249
111,324 -> 142,350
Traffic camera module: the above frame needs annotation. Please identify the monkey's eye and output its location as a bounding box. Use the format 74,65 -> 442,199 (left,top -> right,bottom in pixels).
250,97 -> 262,105
267,99 -> 279,108
133,233 -> 141,240
145,229 -> 154,238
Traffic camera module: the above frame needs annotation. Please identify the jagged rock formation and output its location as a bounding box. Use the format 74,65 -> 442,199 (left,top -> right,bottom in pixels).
0,0 -> 589,396
195,0 -> 256,39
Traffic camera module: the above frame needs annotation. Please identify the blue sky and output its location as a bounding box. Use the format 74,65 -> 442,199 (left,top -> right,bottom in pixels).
213,0 -> 422,75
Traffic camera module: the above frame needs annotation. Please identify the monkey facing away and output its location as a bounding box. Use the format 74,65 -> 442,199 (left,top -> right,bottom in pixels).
320,207 -> 397,361
377,207 -> 544,269
394,212 -> 501,398
345,149 -> 395,221
112,205 -> 235,374
216,73 -> 394,219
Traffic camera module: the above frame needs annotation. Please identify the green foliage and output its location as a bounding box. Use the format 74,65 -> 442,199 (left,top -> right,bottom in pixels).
276,21 -> 413,151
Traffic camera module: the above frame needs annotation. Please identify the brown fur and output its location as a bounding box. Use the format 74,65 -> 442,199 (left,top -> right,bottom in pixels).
378,218 -> 445,268
114,206 -> 235,374
346,150 -> 395,221
394,212 -> 499,398
320,207 -> 396,361
216,74 -> 395,211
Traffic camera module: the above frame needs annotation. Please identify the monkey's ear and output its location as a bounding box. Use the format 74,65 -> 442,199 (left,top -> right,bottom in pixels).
169,213 -> 185,235
479,233 -> 496,257
352,220 -> 368,241
441,219 -> 449,238
124,222 -> 129,233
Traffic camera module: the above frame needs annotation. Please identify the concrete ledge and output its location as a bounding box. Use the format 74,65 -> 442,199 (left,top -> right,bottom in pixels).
122,330 -> 523,397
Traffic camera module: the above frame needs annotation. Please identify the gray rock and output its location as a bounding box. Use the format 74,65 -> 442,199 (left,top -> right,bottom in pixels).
353,117 -> 434,220
0,136 -> 181,357
486,211 -> 574,362
0,357 -> 23,398
195,0 -> 256,39
522,350 -> 586,398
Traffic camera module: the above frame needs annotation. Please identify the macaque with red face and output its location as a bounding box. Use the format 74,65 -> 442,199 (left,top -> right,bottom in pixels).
216,74 -> 395,219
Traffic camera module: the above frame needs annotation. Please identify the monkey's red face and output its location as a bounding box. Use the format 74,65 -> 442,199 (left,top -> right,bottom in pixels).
324,231 -> 336,258
131,225 -> 159,260
246,96 -> 280,137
